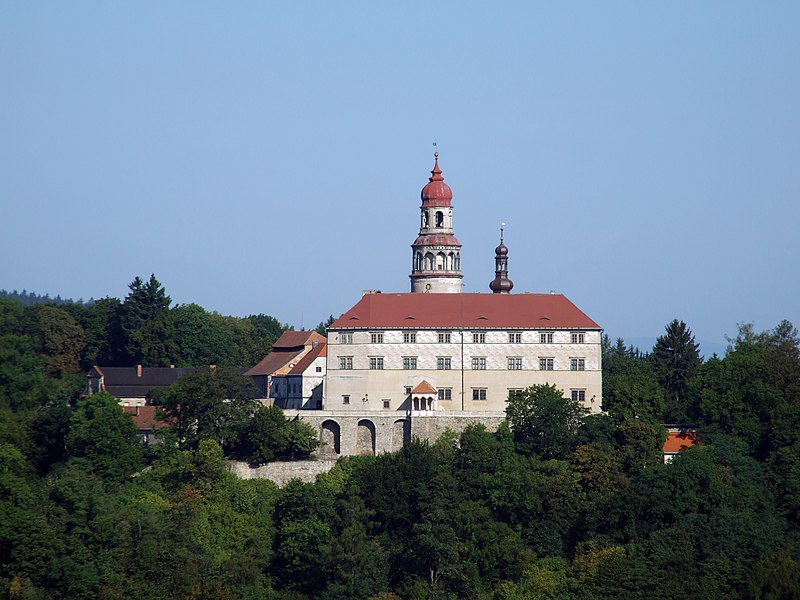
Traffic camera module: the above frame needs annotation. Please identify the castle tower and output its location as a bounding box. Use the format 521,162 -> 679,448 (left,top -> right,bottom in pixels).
489,222 -> 513,294
410,153 -> 463,293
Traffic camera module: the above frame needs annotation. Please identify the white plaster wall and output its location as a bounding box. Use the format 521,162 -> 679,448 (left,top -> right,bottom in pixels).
326,328 -> 602,413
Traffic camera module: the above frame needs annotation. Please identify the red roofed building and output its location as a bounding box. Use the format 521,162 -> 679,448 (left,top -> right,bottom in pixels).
663,428 -> 700,463
245,330 -> 326,409
325,291 -> 602,413
318,154 -> 603,419
122,405 -> 170,444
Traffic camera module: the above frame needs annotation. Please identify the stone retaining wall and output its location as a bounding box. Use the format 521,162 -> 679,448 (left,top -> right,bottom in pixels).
227,459 -> 337,486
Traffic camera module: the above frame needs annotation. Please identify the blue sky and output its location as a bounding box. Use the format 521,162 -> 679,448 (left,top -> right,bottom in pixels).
2,2 -> 798,356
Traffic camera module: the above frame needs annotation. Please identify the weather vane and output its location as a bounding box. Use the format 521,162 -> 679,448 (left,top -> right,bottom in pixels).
500,220 -> 506,243
432,140 -> 438,158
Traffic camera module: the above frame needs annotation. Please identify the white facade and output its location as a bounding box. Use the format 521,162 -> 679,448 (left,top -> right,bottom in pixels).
325,326 -> 602,413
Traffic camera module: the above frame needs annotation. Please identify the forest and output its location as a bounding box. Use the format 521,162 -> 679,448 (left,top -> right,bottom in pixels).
2,275 -> 800,599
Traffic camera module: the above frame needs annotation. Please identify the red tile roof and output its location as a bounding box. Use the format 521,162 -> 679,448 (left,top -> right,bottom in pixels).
123,406 -> 170,430
329,293 -> 600,330
663,430 -> 700,453
411,380 -> 437,394
245,348 -> 300,376
412,234 -> 462,247
273,330 -> 326,349
245,332 -> 327,377
289,342 -> 327,375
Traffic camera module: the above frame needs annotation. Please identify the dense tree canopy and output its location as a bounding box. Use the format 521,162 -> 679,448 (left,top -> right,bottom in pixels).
2,286 -> 800,598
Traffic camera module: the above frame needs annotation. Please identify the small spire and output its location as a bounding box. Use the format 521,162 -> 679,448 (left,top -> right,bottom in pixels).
489,224 -> 513,294
429,152 -> 443,182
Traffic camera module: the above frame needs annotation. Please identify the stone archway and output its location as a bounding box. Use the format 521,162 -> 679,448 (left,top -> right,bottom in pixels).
320,420 -> 341,457
391,418 -> 409,452
356,419 -> 376,455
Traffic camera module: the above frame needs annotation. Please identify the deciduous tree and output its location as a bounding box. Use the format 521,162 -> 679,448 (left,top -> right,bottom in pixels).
506,384 -> 588,459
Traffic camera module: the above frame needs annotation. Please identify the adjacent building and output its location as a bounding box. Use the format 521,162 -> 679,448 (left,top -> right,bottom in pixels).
245,330 -> 327,409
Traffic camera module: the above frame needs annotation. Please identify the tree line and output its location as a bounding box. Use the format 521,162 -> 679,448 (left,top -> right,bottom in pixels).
0,274 -> 289,375
1,279 -> 800,597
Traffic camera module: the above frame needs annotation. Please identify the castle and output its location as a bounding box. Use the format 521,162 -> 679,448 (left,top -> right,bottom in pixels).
89,154 -> 603,458
286,153 -> 603,457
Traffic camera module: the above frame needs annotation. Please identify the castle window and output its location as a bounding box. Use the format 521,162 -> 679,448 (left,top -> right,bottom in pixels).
472,388 -> 487,401
404,331 -> 417,343
508,388 -> 524,400
405,386 -> 412,395
340,332 -> 353,344
435,210 -> 444,227
437,357 -> 452,370
571,332 -> 585,344
383,400 -> 391,409
540,332 -> 553,344
369,357 -> 384,370
342,395 -> 350,405
402,357 -> 417,370
316,366 -> 322,373
571,389 -> 586,402
539,357 -> 554,371
507,357 -> 523,370
472,357 -> 486,370
370,332 -> 384,344
472,332 -> 485,344
339,356 -> 353,370
509,332 -> 522,343
438,331 -> 452,343
570,358 -> 586,371
438,388 -> 452,401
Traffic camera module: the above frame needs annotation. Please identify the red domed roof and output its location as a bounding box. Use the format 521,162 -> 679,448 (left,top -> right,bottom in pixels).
421,154 -> 453,207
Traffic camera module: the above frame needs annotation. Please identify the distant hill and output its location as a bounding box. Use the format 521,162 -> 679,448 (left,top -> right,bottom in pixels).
0,288 -> 95,307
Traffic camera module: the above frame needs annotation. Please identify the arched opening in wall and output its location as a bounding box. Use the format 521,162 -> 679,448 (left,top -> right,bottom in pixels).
435,211 -> 444,227
391,419 -> 409,452
320,420 -> 341,457
415,252 -> 423,271
448,252 -> 455,271
423,211 -> 429,228
454,253 -> 460,270
356,419 -> 376,455
436,252 -> 447,271
425,252 -> 435,271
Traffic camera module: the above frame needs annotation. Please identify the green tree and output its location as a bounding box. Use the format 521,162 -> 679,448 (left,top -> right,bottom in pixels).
65,392 -> 145,481
603,354 -> 665,424
78,297 -> 124,367
33,305 -> 85,377
651,319 -> 702,423
120,274 -> 176,366
153,367 -> 256,452
506,384 -> 588,459
315,315 -> 336,337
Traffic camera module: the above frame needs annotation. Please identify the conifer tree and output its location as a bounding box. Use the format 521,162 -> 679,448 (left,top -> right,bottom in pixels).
651,319 -> 701,423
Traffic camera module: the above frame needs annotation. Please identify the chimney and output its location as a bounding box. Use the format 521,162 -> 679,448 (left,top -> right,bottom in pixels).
136,365 -> 142,378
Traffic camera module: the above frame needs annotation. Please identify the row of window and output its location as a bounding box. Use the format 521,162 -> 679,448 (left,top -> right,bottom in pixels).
370,388 -> 588,403
340,331 -> 588,344
339,356 -> 587,371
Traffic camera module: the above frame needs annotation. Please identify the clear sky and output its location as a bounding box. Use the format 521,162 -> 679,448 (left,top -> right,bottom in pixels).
2,2 -> 798,356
